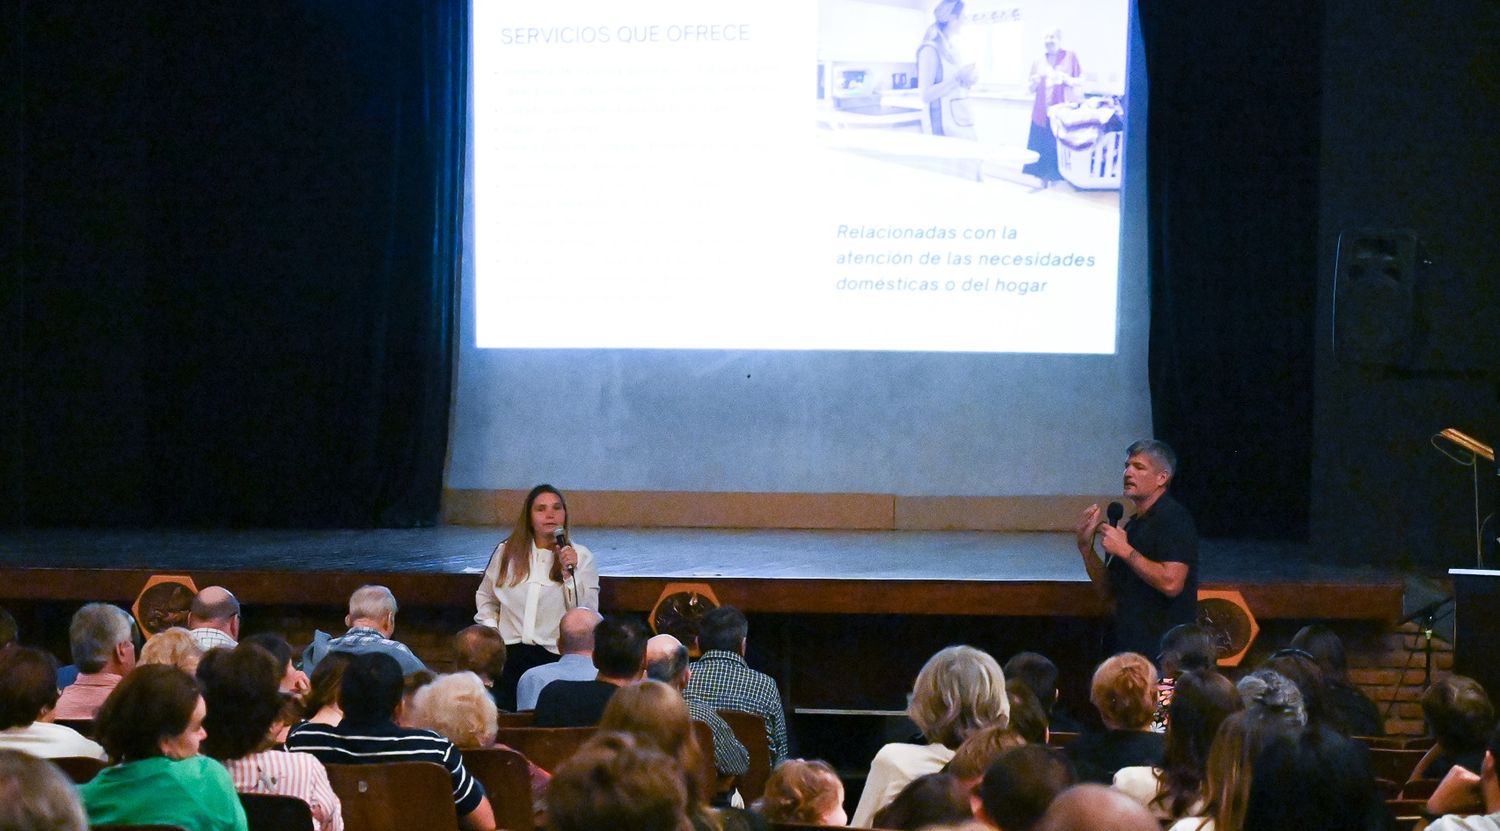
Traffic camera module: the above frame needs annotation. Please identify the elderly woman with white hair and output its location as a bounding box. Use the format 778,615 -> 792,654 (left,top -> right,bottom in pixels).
850,645 -> 1011,826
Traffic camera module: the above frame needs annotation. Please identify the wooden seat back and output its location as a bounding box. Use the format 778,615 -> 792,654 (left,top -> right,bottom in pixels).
1369,747 -> 1430,788
464,747 -> 535,831
492,726 -> 596,773
52,755 -> 106,784
325,761 -> 459,831
717,709 -> 772,803
495,711 -> 536,728
238,793 -> 315,831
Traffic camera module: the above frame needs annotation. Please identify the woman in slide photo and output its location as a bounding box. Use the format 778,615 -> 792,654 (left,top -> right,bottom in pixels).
917,0 -> 978,139
475,484 -> 600,711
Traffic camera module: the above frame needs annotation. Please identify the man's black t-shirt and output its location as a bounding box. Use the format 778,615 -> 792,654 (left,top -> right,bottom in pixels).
1107,492 -> 1199,657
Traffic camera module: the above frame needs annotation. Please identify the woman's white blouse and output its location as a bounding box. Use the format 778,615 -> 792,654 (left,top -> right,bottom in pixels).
474,540 -> 600,652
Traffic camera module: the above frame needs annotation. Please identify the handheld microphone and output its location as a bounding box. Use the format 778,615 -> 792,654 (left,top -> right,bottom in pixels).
554,527 -> 575,575
1107,502 -> 1124,528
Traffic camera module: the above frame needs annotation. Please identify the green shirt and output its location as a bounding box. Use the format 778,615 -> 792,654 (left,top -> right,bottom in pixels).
81,756 -> 249,831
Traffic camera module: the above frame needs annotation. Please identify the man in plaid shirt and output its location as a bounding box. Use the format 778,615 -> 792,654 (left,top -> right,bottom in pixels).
683,606 -> 789,765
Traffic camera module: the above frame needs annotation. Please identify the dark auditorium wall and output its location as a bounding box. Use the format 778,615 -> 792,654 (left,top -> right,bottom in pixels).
1311,0 -> 1500,569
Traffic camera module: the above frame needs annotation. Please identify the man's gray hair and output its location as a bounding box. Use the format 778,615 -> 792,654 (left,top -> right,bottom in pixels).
1126,439 -> 1178,477
348,585 -> 398,622
69,603 -> 134,673
645,640 -> 690,684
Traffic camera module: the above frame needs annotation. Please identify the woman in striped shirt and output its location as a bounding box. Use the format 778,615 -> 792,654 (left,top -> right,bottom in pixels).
199,642 -> 343,831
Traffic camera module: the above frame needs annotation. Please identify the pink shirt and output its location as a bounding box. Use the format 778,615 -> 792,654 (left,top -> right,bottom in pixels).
224,750 -> 343,831
52,672 -> 123,721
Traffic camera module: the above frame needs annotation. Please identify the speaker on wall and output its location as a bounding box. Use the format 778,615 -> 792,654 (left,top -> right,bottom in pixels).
1332,228 -> 1426,367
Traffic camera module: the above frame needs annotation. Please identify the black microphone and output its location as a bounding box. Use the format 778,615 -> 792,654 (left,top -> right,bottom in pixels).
554,527 -> 575,575
1107,502 -> 1124,528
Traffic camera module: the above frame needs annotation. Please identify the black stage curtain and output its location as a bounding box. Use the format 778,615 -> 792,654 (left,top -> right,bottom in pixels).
1137,0 -> 1322,539
3,1 -> 466,527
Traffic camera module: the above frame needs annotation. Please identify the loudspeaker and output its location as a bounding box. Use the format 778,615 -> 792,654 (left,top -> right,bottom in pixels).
1332,229 -> 1425,366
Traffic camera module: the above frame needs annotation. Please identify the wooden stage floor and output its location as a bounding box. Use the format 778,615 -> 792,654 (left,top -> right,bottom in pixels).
0,527 -> 1405,622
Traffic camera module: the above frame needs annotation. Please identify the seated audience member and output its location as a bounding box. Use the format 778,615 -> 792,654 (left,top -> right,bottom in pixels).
1114,670 -> 1242,822
684,605 -> 791,765
300,650 -> 354,726
1155,624 -> 1218,731
757,758 -> 847,826
1420,675 -> 1496,781
534,614 -> 648,727
1241,726 -> 1389,831
301,584 -> 428,676
454,624 -> 508,703
1006,651 -> 1082,733
873,772 -> 975,830
977,745 -> 1076,831
244,632 -> 312,700
286,653 -> 495,831
398,670 -> 436,728
0,645 -> 107,760
1258,649 -> 1330,729
1068,653 -> 1164,785
547,732 -> 690,831
198,643 -> 343,831
646,633 -> 750,781
1007,680 -> 1050,745
1290,624 -> 1384,736
408,671 -> 552,817
140,626 -> 206,675
852,645 -> 1011,826
1426,722 -> 1500,826
187,586 -> 241,651
1033,783 -> 1159,831
0,748 -> 90,831
54,603 -> 137,720
80,664 -> 249,831
599,679 -> 762,831
1235,669 -> 1307,726
514,608 -> 600,711
946,725 -> 1027,790
1166,707 -> 1305,831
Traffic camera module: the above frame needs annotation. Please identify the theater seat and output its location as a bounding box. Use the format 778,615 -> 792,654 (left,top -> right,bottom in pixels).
238,793 -> 315,831
325,761 -> 459,831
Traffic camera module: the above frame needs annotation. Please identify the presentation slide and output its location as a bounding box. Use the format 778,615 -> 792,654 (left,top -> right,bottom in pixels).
473,0 -> 1130,354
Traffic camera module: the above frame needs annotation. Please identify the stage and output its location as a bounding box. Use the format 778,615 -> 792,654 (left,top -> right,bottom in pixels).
0,526 -> 1403,621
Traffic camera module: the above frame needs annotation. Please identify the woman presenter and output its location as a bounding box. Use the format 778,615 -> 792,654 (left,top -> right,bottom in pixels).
475,484 -> 600,711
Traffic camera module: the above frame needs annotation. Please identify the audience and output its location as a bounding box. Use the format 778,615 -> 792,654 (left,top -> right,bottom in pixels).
1167,707 -> 1304,831
1290,624 -> 1384,736
198,642 -> 343,831
1241,726 -> 1390,831
1426,721 -> 1500,826
1007,679 -> 1050,745
852,645 -> 1011,826
1006,651 -> 1081,733
514,608 -> 600,711
1155,624 -> 1219,731
873,772 -> 975,830
186,586 -> 241,651
0,748 -> 90,831
1034,783 -> 1159,831
977,745 -> 1076,831
285,652 -> 495,831
244,632 -> 312,700
684,605 -> 791,765
646,632 -> 751,783
0,645 -> 107,760
534,614 -> 648,727
547,731 -> 689,831
946,725 -> 1027,789
302,584 -> 428,675
54,603 -> 138,720
1259,649 -> 1329,730
454,623 -> 509,704
1235,669 -> 1307,726
1420,674 -> 1496,780
139,627 -> 206,675
1069,652 -> 1163,784
598,679 -> 761,831
300,650 -> 354,726
1114,669 -> 1242,821
758,758 -> 847,826
81,664 -> 249,831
